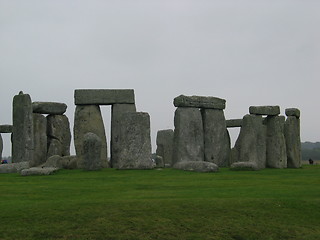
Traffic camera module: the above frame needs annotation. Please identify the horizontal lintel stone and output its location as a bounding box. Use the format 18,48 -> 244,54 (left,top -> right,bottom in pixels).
75,89 -> 135,105
0,124 -> 13,133
285,108 -> 300,118
173,95 -> 226,109
226,119 -> 242,128
249,106 -> 280,116
33,102 -> 67,115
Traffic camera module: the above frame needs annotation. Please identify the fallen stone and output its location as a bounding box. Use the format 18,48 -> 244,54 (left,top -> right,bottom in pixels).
174,95 -> 226,109
174,161 -> 219,173
0,162 -> 29,173
156,129 -> 174,167
226,119 -> 242,128
249,106 -> 280,116
285,116 -> 301,168
0,125 -> 13,133
20,167 -> 58,176
285,108 -> 300,118
61,156 -> 79,169
43,155 -> 63,169
32,102 -> 67,115
32,113 -> 47,167
230,162 -> 259,171
83,132 -> 102,171
74,89 -> 135,105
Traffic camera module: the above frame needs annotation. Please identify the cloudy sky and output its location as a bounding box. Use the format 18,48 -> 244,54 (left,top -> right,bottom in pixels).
0,0 -> 319,157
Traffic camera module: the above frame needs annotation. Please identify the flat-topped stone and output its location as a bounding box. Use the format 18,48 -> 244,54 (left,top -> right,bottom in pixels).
174,161 -> 219,173
33,102 -> 67,115
249,106 -> 280,116
285,108 -> 300,118
20,167 -> 58,176
75,89 -> 135,105
226,119 -> 242,128
173,95 -> 226,109
0,125 -> 13,133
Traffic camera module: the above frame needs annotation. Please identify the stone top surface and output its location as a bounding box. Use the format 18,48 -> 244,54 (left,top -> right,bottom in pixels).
0,124 -> 13,133
33,102 -> 67,115
249,106 -> 280,116
285,108 -> 300,118
75,89 -> 135,105
173,95 -> 226,109
226,119 -> 242,128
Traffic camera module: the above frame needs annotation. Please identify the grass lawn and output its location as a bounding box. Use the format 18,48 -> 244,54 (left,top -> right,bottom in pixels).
0,165 -> 319,240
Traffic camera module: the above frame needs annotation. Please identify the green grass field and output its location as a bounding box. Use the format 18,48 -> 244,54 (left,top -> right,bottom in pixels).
0,165 -> 319,240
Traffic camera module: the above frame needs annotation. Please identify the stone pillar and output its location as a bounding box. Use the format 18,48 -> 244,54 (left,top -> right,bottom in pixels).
32,113 -> 47,167
83,132 -> 102,171
74,105 -> 108,168
202,109 -> 230,167
0,133 -> 3,160
116,112 -> 153,169
156,129 -> 174,167
172,107 -> 204,165
110,103 -> 136,168
285,108 -> 301,168
266,115 -> 287,168
12,92 -> 34,163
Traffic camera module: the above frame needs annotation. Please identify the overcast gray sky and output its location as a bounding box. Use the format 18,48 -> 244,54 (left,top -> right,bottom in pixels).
1,0 -> 319,157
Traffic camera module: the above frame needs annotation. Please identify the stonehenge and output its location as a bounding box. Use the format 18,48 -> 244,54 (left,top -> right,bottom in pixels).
156,129 -> 174,167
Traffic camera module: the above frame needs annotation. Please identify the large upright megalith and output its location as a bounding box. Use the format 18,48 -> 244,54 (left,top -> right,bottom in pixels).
0,133 -> 3,160
285,108 -> 301,168
116,112 -> 153,169
74,105 -> 108,168
12,92 -> 34,163
32,113 -> 47,167
173,107 -> 204,165
156,129 -> 174,167
82,132 -> 102,171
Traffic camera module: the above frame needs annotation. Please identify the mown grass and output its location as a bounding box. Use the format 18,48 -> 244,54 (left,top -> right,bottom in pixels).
0,165 -> 319,240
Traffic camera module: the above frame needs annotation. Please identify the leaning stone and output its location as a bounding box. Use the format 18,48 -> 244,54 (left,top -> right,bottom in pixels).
202,109 -> 230,167
285,116 -> 301,168
43,155 -> 63,169
156,129 -> 174,167
173,107 -> 204,165
61,156 -> 79,169
0,162 -> 29,173
266,115 -> 287,168
74,105 -> 108,168
249,106 -> 280,116
0,125 -> 13,133
155,155 -> 164,168
74,89 -> 135,105
174,95 -> 226,109
20,167 -> 58,176
31,113 -> 47,167
230,162 -> 259,171
0,134 -> 2,160
285,108 -> 300,118
117,112 -> 153,169
174,161 -> 219,173
32,102 -> 67,115
226,119 -> 242,128
110,103 -> 136,168
12,92 -> 34,163
82,132 -> 102,171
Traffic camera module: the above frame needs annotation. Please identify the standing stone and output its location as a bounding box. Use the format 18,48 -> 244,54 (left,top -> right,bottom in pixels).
202,109 -> 230,167
266,115 -> 287,168
47,114 -> 71,158
83,132 -> 102,171
12,92 -> 34,163
116,112 -> 153,169
74,105 -> 108,168
110,103 -> 136,168
156,129 -> 174,167
285,109 -> 301,168
173,107 -> 204,165
31,113 -> 47,167
0,133 -> 3,160
231,114 -> 267,169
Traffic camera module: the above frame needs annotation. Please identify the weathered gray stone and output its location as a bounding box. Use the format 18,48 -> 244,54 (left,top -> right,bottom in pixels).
110,103 -> 136,168
82,132 -> 102,171
174,95 -> 226,109
20,167 -> 58,176
47,114 -> 71,158
226,119 -> 242,128
156,129 -> 174,167
155,155 -> 164,168
0,162 -> 29,173
0,125 -> 13,133
116,112 -> 153,169
74,105 -> 108,168
12,92 -> 34,163
230,162 -> 259,171
75,89 -> 135,105
231,114 -> 267,169
61,156 -> 79,169
31,113 -> 47,167
43,155 -> 63,168
285,116 -> 301,168
173,108 -> 204,165
285,108 -> 300,118
32,102 -> 67,115
266,115 -> 287,168
249,106 -> 280,116
202,109 -> 230,167
174,161 -> 219,172
0,134 -> 2,160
